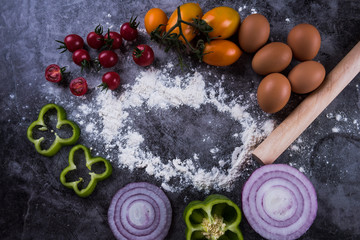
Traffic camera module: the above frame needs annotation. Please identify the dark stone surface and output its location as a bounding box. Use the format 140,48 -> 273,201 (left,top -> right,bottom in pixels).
1,0 -> 359,239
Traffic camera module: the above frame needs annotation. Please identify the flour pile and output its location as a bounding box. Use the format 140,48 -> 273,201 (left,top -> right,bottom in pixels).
76,65 -> 274,192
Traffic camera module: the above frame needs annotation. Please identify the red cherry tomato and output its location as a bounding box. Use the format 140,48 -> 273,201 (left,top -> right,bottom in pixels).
70,77 -> 88,96
132,44 -> 154,67
72,49 -> 91,67
104,31 -> 122,49
120,16 -> 139,41
99,72 -> 121,91
45,64 -> 66,83
87,25 -> 104,49
57,34 -> 84,53
98,50 -> 118,68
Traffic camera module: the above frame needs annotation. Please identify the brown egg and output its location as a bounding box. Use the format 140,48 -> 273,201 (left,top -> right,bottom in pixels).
288,61 -> 326,94
287,23 -> 321,61
238,14 -> 270,53
252,42 -> 293,75
257,73 -> 291,113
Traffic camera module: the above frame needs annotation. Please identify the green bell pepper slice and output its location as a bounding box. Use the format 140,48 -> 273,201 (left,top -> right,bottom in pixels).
27,103 -> 80,157
183,194 -> 243,240
60,144 -> 112,197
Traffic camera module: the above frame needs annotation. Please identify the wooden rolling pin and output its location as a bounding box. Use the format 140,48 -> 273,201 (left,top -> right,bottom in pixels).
253,41 -> 360,165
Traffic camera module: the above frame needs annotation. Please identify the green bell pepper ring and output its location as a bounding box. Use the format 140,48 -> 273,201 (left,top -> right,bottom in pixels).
60,144 -> 112,197
27,103 -> 80,157
183,194 -> 243,240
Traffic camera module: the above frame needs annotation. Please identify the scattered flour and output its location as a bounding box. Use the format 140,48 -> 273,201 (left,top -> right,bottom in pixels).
76,65 -> 275,192
85,122 -> 96,135
290,145 -> 300,152
210,147 -> 220,154
299,166 -> 305,173
332,127 -> 340,133
326,111 -> 358,133
238,5 -> 247,12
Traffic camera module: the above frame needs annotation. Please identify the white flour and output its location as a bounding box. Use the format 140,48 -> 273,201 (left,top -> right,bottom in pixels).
238,5 -> 247,12
75,64 -> 275,192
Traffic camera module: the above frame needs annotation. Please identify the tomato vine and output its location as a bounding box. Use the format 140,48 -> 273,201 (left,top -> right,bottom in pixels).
150,6 -> 213,68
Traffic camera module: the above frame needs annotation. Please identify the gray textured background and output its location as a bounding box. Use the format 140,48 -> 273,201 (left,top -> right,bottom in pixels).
1,0 -> 359,239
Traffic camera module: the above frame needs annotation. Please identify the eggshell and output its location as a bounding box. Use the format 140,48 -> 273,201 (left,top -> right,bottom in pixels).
252,42 -> 293,75
288,61 -> 326,94
287,23 -> 321,61
238,14 -> 270,53
257,73 -> 291,113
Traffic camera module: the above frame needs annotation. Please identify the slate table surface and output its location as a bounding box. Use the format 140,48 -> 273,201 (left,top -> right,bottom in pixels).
1,0 -> 359,239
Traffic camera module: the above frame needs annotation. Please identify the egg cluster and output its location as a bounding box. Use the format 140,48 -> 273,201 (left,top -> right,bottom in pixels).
239,15 -> 325,113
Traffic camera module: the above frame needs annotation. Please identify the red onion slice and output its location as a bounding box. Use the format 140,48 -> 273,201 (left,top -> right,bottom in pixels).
242,164 -> 317,240
120,194 -> 160,235
108,182 -> 172,240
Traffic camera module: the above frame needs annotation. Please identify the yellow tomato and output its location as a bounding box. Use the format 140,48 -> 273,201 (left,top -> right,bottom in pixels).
202,6 -> 240,39
144,8 -> 168,35
166,3 -> 203,43
202,40 -> 242,66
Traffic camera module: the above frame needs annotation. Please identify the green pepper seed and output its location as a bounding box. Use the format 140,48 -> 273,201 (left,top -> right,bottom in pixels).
183,194 -> 243,240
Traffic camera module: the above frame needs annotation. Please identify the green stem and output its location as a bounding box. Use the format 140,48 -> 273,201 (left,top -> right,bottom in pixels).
151,5 -> 212,67
133,47 -> 144,58
161,13 -> 180,39
179,23 -> 197,52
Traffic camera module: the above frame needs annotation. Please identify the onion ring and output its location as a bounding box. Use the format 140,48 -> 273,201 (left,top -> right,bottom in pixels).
242,164 -> 317,240
108,182 -> 172,240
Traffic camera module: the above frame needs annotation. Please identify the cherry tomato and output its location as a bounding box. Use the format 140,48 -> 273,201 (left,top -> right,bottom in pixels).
132,44 -> 154,67
45,64 -> 67,83
120,17 -> 139,41
70,77 -> 88,96
87,25 -> 104,49
202,40 -> 242,66
202,7 -> 240,39
99,72 -> 121,91
98,50 -> 118,68
166,3 -> 203,43
104,31 -> 122,49
144,8 -> 168,34
72,49 -> 91,68
57,34 -> 84,53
